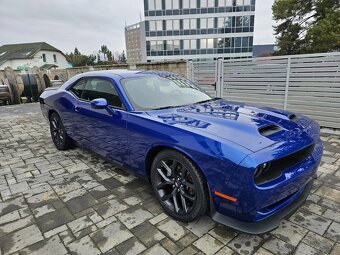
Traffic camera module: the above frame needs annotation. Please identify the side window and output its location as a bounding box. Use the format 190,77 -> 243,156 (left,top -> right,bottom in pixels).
81,78 -> 124,109
70,79 -> 86,98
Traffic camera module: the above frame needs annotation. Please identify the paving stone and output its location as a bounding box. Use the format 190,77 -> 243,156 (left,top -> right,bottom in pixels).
20,235 -> 68,255
115,237 -> 146,255
156,218 -> 188,241
96,215 -> 118,228
0,224 -> 44,255
100,177 -> 122,190
26,190 -> 59,208
93,198 -> 128,218
0,210 -> 20,225
193,234 -> 224,255
44,225 -> 68,239
32,204 -> 55,217
185,215 -> 216,237
141,244 -> 171,255
227,233 -> 263,255
9,181 -> 30,195
323,209 -> 340,223
88,211 -> 103,224
0,216 -> 34,238
271,220 -> 308,246
35,207 -> 74,233
0,196 -> 26,216
74,224 -> 98,239
325,221 -> 340,242
59,229 -> 75,245
294,242 -> 325,255
116,206 -> 153,229
215,246 -> 235,255
67,215 -> 93,234
262,236 -> 294,255
177,246 -> 198,255
160,237 -> 182,254
148,212 -> 168,225
330,243 -> 340,255
254,247 -> 274,255
65,192 -> 97,214
302,231 -> 334,254
177,232 -> 199,248
208,224 -> 237,245
131,221 -> 165,247
289,209 -> 332,235
123,196 -> 142,206
315,185 -> 340,203
89,185 -> 112,199
67,235 -> 101,255
90,222 -> 133,253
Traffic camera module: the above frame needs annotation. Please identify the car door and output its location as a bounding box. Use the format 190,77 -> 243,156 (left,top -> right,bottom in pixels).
71,77 -> 129,165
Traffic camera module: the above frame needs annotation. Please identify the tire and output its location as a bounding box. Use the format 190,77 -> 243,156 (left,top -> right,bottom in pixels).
49,112 -> 73,150
150,149 -> 209,222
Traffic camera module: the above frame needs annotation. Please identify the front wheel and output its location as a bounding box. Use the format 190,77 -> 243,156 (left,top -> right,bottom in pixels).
49,112 -> 73,150
150,150 -> 209,222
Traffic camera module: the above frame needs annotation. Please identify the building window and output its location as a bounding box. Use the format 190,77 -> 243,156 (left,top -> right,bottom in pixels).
166,19 -> 180,30
236,16 -> 250,27
201,18 -> 214,29
148,0 -> 162,10
53,54 -> 57,63
165,0 -> 179,9
218,17 -> 232,28
200,39 -> 214,49
218,0 -> 233,7
183,19 -> 196,29
236,0 -> 251,6
149,20 -> 163,31
183,0 -> 197,9
42,54 -> 46,62
201,0 -> 215,8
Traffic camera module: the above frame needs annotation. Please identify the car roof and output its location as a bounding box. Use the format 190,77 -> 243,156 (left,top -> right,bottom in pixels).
75,70 -> 181,79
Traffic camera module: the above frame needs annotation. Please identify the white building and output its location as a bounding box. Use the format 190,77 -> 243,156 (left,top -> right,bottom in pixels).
125,22 -> 147,64
0,42 -> 69,70
144,0 -> 255,61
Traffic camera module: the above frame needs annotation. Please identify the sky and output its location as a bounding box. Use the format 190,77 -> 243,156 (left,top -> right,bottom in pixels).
0,0 -> 276,55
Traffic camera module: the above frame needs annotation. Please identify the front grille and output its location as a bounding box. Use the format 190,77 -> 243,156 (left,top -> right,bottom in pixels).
255,143 -> 315,185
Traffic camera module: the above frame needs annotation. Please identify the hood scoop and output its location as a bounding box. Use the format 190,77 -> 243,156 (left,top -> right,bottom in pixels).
259,124 -> 283,137
289,114 -> 299,122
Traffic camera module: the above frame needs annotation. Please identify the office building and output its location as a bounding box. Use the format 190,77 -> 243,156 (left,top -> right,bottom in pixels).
125,22 -> 147,64
143,0 -> 255,61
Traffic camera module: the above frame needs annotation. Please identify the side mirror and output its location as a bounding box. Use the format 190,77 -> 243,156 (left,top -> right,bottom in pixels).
91,98 -> 108,109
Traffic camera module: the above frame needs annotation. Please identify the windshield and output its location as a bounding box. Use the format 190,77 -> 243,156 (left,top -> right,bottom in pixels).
121,75 -> 213,111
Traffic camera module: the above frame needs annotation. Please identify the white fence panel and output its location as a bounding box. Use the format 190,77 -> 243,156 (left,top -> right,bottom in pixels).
190,52 -> 340,129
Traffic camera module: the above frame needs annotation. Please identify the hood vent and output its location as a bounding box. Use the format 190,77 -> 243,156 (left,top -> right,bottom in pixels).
289,114 -> 299,122
259,124 -> 282,136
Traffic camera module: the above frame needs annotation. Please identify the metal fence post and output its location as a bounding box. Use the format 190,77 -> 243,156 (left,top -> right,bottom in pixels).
215,58 -> 224,98
284,57 -> 291,110
187,60 -> 193,81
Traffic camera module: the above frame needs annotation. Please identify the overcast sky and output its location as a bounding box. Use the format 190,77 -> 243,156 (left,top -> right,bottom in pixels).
0,0 -> 276,55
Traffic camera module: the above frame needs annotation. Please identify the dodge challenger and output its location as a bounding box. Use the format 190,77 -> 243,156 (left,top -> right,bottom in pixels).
39,70 -> 323,234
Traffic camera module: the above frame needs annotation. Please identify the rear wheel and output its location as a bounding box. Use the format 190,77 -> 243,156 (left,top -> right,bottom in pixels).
150,149 -> 208,222
49,112 -> 73,150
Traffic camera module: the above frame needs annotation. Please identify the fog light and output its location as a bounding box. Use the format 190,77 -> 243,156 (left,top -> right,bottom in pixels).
254,166 -> 262,178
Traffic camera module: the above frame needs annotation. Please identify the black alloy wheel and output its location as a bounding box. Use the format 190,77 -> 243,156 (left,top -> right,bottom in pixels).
49,112 -> 73,150
151,150 -> 208,222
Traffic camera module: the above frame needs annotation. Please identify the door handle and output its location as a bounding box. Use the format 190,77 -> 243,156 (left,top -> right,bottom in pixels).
74,106 -> 81,112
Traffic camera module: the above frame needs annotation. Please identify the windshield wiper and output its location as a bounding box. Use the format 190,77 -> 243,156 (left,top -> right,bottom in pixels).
153,105 -> 181,110
194,98 -> 221,105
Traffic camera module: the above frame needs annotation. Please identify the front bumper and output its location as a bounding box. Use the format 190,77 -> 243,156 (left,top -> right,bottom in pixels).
210,179 -> 313,234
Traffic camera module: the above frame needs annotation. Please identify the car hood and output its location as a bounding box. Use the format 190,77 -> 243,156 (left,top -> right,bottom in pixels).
146,99 -> 317,152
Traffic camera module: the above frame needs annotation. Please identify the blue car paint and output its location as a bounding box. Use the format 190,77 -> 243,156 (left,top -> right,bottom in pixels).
40,70 -> 323,231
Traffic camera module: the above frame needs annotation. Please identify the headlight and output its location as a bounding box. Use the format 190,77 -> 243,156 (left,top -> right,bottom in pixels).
254,162 -> 271,178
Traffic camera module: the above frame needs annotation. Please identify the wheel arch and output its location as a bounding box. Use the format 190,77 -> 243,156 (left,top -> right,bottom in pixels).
145,144 -> 208,182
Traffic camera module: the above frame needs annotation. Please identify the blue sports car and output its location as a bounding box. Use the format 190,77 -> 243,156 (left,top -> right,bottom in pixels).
39,70 -> 323,234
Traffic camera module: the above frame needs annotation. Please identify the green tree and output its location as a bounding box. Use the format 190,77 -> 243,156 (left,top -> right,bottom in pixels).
272,0 -> 340,55
119,50 -> 127,64
66,47 -> 96,67
100,45 -> 113,61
